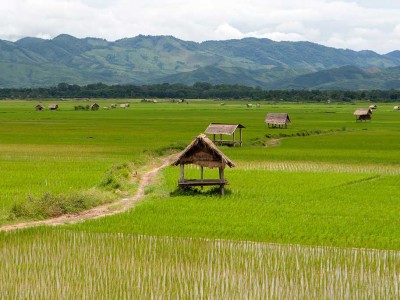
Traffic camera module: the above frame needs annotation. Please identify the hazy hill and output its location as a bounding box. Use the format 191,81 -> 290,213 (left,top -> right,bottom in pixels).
274,65 -> 400,90
0,34 -> 399,89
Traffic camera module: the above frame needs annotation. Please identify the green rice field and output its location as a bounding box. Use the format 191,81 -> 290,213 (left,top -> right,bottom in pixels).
1,99 -> 400,297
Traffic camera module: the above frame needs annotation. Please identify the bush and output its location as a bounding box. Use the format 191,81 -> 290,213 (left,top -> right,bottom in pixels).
99,163 -> 131,191
10,189 -> 115,220
74,105 -> 90,111
8,161 -> 136,221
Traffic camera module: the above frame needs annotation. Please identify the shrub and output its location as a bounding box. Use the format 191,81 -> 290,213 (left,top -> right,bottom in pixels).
99,163 -> 132,191
10,189 -> 114,220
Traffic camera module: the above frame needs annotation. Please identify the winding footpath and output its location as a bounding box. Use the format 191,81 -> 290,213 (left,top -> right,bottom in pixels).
0,155 -> 175,232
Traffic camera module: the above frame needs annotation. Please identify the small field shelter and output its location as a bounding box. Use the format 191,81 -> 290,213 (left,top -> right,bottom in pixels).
171,134 -> 235,195
48,104 -> 58,110
265,113 -> 291,128
204,123 -> 245,147
90,103 -> 99,111
353,108 -> 372,121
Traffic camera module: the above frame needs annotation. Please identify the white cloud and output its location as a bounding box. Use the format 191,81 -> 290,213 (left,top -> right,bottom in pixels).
0,0 -> 399,53
214,24 -> 244,40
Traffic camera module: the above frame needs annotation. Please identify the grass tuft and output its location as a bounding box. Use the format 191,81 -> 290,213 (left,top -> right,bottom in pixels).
7,162 -> 134,221
99,163 -> 131,191
10,189 -> 115,220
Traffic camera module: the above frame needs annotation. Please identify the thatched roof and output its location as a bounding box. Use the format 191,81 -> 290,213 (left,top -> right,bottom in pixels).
172,134 -> 235,168
265,113 -> 291,125
48,104 -> 58,109
354,108 -> 372,116
204,123 -> 245,135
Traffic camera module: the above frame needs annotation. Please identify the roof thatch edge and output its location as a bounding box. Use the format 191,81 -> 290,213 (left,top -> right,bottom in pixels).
171,134 -> 235,168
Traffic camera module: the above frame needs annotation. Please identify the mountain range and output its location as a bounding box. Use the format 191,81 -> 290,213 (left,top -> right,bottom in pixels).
1,34 -> 400,89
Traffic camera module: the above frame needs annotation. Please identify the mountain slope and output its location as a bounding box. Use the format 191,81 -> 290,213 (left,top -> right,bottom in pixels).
274,65 -> 400,90
0,34 -> 399,88
201,38 -> 395,70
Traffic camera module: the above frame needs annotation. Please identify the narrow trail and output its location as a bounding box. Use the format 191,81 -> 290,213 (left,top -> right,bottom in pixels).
0,154 -> 176,232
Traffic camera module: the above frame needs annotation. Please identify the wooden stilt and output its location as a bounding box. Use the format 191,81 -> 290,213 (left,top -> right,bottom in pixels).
200,166 -> 204,189
219,167 -> 225,195
180,164 -> 184,181
179,164 -> 185,190
239,128 -> 242,147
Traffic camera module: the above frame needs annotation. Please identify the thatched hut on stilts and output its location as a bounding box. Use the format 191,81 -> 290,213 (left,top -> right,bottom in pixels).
204,123 -> 245,147
353,108 -> 372,121
265,113 -> 291,128
171,134 -> 235,195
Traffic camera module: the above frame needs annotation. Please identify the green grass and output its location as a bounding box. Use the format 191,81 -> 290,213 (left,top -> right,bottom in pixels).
1,100 -> 400,235
2,100 -> 400,297
1,229 -> 399,299
70,165 -> 400,250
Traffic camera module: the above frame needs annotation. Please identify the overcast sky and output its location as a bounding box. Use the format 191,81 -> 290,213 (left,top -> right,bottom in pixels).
1,0 -> 400,54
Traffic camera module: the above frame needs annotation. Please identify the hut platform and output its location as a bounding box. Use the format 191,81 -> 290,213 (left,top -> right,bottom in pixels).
178,179 -> 228,187
212,139 -> 241,146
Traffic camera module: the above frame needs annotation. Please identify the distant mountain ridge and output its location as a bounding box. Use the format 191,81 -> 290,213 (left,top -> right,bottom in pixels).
0,34 -> 400,89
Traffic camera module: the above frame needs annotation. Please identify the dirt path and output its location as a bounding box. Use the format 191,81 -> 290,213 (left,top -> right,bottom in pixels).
0,155 -> 176,232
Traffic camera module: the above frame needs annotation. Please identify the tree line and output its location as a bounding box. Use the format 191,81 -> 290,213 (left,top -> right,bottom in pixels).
0,82 -> 399,102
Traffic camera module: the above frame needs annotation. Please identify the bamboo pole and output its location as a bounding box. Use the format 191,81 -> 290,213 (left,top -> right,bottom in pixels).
200,166 -> 204,189
239,128 -> 243,147
180,164 -> 184,182
219,166 -> 225,195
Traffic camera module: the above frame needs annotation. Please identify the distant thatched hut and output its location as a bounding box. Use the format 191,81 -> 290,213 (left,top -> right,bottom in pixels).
171,134 -> 235,195
120,103 -> 129,108
48,104 -> 58,110
204,123 -> 245,147
90,103 -> 99,111
110,104 -> 117,109
369,104 -> 377,110
35,104 -> 44,111
354,108 -> 372,121
265,113 -> 291,128
394,106 -> 400,110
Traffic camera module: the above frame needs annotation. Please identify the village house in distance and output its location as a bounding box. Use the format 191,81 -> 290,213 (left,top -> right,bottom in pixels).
48,104 -> 59,110
90,103 -> 99,111
35,104 -> 44,111
353,108 -> 372,121
265,113 -> 291,128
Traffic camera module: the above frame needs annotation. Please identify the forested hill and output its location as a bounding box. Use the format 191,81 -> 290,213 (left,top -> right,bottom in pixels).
0,34 -> 400,89
1,82 -> 400,102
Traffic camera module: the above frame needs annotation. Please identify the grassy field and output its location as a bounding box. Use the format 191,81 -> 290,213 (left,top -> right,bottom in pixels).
1,100 -> 399,213
1,229 -> 399,299
1,99 -> 400,297
71,164 -> 400,249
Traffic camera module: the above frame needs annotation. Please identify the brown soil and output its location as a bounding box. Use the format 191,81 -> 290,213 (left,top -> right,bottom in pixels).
266,138 -> 281,147
0,154 -> 175,232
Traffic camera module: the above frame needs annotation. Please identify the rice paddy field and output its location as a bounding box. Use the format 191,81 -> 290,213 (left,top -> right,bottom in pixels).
1,99 -> 400,298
